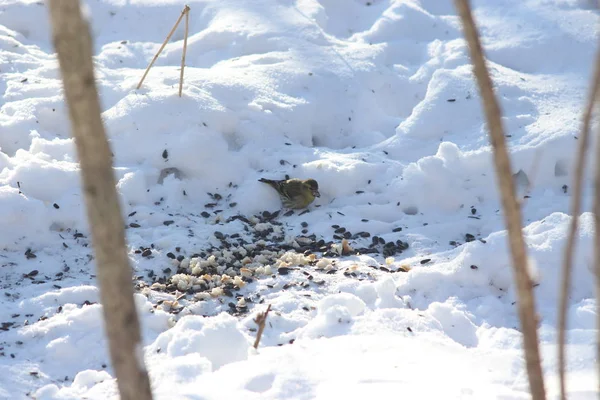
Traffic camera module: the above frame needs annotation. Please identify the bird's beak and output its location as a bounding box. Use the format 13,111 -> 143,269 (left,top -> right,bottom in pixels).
313,190 -> 321,198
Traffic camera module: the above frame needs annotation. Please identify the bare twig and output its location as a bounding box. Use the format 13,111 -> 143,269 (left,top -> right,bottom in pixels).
588,51 -> 600,400
137,5 -> 189,90
48,2 -> 153,400
594,126 -> 600,400
453,1 -> 546,399
179,6 -> 190,97
558,44 -> 600,399
594,138 -> 600,399
253,304 -> 272,349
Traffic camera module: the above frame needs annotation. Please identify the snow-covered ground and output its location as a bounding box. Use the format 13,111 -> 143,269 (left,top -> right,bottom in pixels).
0,0 -> 598,398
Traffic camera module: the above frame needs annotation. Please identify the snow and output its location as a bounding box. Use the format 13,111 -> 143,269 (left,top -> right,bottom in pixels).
0,0 -> 598,398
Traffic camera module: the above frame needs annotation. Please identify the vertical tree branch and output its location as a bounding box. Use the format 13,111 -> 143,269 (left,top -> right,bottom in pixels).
594,126 -> 600,400
558,45 -> 600,400
590,58 -> 600,400
47,2 -> 153,399
453,1 -> 546,399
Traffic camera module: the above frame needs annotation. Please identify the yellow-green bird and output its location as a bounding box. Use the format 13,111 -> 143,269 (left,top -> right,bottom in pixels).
259,178 -> 320,209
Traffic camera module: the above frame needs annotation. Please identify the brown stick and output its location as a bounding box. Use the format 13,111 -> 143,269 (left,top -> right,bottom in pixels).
453,1 -> 546,399
47,2 -> 153,400
588,51 -> 600,400
558,45 -> 600,400
594,123 -> 600,400
178,6 -> 190,97
253,304 -> 272,349
137,5 -> 189,90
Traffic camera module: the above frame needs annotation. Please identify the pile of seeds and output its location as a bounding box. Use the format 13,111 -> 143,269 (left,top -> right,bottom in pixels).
137,210 -> 410,312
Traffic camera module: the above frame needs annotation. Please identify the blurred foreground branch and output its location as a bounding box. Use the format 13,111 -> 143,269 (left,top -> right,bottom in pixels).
47,1 -> 153,399
559,44 -> 600,400
590,54 -> 600,399
453,1 -> 546,399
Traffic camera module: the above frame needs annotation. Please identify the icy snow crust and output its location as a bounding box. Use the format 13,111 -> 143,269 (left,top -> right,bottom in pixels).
0,0 -> 598,399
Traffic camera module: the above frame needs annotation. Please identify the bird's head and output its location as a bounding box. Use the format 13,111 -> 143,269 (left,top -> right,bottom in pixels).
303,179 -> 320,198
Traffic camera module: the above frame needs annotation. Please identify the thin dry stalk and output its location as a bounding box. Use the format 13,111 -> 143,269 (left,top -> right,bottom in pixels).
137,5 -> 189,90
253,304 -> 272,349
558,45 -> 600,400
179,6 -> 190,97
453,1 -> 546,399
47,1 -> 153,399
589,55 -> 600,400
594,127 -> 600,398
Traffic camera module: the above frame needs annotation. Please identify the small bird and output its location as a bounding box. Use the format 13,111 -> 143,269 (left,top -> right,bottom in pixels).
258,177 -> 320,209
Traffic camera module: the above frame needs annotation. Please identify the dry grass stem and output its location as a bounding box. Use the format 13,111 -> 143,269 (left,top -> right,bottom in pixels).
137,5 -> 189,90
178,6 -> 190,97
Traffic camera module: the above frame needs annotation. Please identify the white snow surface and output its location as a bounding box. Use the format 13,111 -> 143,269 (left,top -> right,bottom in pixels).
0,0 -> 598,398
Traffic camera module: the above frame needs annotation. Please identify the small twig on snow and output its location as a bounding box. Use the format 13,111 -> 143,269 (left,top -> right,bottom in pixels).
253,304 -> 272,349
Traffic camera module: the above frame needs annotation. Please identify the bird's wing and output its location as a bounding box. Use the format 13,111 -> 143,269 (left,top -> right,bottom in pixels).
280,180 -> 302,200
259,178 -> 286,194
